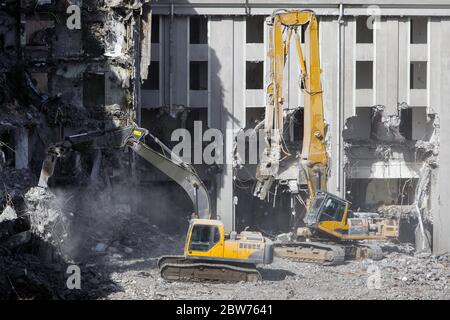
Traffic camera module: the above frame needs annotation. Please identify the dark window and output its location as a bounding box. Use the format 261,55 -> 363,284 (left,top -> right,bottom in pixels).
83,24 -> 105,56
0,130 -> 15,167
336,202 -> 346,222
246,16 -> 265,43
30,73 -> 49,93
185,108 -> 208,135
411,17 -> 427,44
356,61 -> 373,89
319,198 -> 346,222
246,61 -> 264,89
354,107 -> 372,140
305,194 -> 326,224
189,225 -> 220,252
142,62 -> 159,90
0,34 -> 4,53
245,107 -> 265,128
301,24 -> 306,44
292,108 -> 304,142
151,15 -> 160,44
83,73 -> 105,108
399,108 -> 413,140
356,16 -> 373,43
214,227 -> 220,243
190,61 -> 208,90
410,61 -> 427,89
190,17 -> 208,44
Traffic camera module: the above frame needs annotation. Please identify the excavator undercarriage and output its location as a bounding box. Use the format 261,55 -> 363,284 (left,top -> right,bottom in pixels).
158,256 -> 262,283
273,241 -> 383,266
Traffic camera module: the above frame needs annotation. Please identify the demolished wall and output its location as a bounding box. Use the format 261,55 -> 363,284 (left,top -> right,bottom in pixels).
343,104 -> 439,251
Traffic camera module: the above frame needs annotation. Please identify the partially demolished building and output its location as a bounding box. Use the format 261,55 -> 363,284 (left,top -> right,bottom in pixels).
0,0 -> 152,261
142,0 -> 450,254
1,0 -> 449,266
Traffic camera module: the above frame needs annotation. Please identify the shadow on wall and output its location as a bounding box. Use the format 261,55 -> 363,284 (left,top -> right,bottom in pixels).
138,12 -> 242,231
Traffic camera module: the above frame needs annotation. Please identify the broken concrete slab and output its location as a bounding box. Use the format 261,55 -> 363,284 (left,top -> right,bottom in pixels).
0,205 -> 17,223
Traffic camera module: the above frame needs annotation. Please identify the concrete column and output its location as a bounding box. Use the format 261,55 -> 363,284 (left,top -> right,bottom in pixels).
398,18 -> 409,104
209,17 -> 237,232
375,18 -> 399,113
343,18 -> 355,119
172,17 -> 189,107
431,19 -> 450,254
14,127 -> 28,170
429,18 -> 441,112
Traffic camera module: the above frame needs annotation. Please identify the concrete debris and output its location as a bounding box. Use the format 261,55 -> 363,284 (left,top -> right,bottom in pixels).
0,205 -> 17,223
343,103 -> 439,250
94,243 -> 108,253
25,187 -> 65,244
0,168 -> 36,207
124,247 -> 134,254
0,0 -> 154,299
103,235 -> 449,300
377,205 -> 416,219
370,105 -> 405,142
275,232 -> 296,243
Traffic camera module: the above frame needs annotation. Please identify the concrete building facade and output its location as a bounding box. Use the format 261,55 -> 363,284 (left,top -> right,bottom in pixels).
140,0 -> 450,254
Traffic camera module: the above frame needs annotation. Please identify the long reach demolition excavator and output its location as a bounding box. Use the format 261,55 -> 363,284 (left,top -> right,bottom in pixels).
253,10 -> 399,265
38,124 -> 273,282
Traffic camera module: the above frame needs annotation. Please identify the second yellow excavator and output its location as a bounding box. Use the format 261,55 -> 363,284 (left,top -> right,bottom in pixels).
254,10 -> 399,265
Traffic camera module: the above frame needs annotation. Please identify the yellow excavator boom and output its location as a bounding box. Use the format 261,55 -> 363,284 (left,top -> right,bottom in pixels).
255,10 -> 328,202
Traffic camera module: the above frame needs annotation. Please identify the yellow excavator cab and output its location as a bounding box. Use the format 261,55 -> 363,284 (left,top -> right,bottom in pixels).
302,191 -> 399,241
159,219 -> 273,282
184,219 -> 273,265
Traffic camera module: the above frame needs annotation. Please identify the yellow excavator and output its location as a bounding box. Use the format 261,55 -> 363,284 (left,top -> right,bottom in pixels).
158,219 -> 273,282
38,124 -> 273,282
254,10 -> 398,265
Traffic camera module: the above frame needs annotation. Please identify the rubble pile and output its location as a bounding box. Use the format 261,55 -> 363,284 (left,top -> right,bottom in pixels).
24,187 -> 71,258
377,253 -> 449,293
377,204 -> 416,220
0,250 -> 122,300
101,235 -> 450,300
0,0 -> 152,299
0,169 -> 36,204
343,103 -> 439,249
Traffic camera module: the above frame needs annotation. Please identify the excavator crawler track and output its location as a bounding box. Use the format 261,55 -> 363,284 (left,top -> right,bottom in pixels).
273,242 -> 345,266
158,255 -> 262,283
345,243 -> 384,261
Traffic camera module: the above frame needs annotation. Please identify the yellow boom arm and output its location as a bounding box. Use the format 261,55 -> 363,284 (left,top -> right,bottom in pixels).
255,10 -> 328,201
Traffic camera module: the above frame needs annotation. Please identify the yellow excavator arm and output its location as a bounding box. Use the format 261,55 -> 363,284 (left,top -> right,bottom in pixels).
255,10 -> 328,202
38,124 -> 211,219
